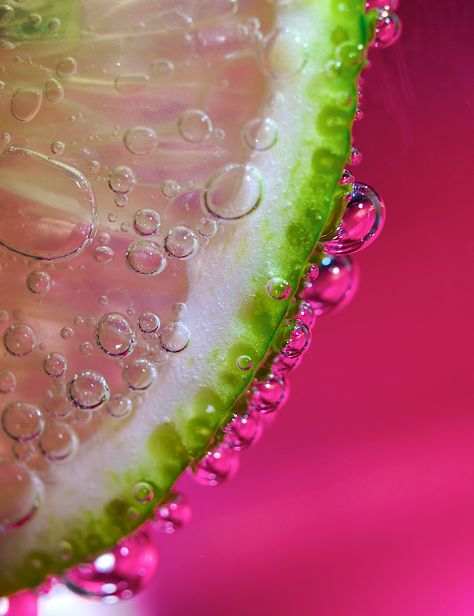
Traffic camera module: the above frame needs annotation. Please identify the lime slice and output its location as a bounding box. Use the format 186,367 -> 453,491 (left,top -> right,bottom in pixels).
0,0 -> 374,595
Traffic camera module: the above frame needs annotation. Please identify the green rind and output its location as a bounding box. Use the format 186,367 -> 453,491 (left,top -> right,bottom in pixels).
0,0 -> 375,596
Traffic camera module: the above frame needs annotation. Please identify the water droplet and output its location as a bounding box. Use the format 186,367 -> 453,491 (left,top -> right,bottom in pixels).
374,7 -> 401,48
0,147 -> 96,261
56,56 -> 77,77
123,358 -> 156,391
4,323 -> 37,356
259,28 -> 308,79
300,255 -> 358,316
2,402 -> 44,442
124,127 -> 157,156
138,312 -> 160,334
190,445 -> 239,487
196,217 -> 217,238
114,74 -> 149,95
50,140 -> 65,155
266,277 -> 291,300
11,88 -> 43,122
43,352 -> 67,378
165,225 -> 199,260
160,179 -> 180,199
178,109 -> 212,143
65,529 -> 158,602
96,313 -> 136,358
60,326 -> 74,339
150,58 -> 174,77
93,245 -> 114,263
45,78 -> 64,104
324,182 -> 385,255
108,166 -> 137,194
203,163 -> 263,220
242,117 -> 279,151
68,370 -> 110,410
223,412 -> 262,450
159,321 -> 190,353
133,209 -> 161,236
107,394 -> 132,419
236,355 -> 253,371
154,492 -> 191,534
0,460 -> 40,531
126,240 -> 167,276
132,481 -> 154,504
0,371 -> 16,394
247,374 -> 287,414
276,318 -> 311,359
27,271 -> 51,295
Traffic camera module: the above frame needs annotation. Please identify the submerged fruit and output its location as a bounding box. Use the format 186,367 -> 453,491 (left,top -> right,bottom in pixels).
0,0 -> 382,598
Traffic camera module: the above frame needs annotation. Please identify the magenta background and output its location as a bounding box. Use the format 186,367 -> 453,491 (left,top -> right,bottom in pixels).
137,3 -> 473,615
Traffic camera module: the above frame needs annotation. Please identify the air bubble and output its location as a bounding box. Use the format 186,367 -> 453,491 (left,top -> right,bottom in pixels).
39,422 -> 78,462
203,163 -> 263,220
133,209 -> 161,236
114,74 -> 149,95
374,7 -> 402,48
0,460 -> 40,531
43,390 -> 72,419
160,179 -> 180,199
324,183 -> 385,255
124,127 -> 157,156
56,57 -> 77,77
45,78 -> 64,104
0,4 -> 14,26
96,313 -> 136,358
154,492 -> 191,534
126,240 -> 167,276
93,245 -> 114,263
107,395 -> 132,419
123,358 -> 156,391
190,445 -> 239,487
300,255 -> 358,316
165,226 -> 199,260
150,58 -> 174,76
138,312 -> 160,334
133,481 -> 154,504
12,440 -> 36,462
108,166 -> 137,194
2,402 -> 44,442
0,369 -> 15,397
242,117 -> 279,151
276,318 -> 311,359
339,168 -> 354,185
43,352 -> 67,378
68,370 -> 110,410
60,326 -> 74,339
65,529 -> 158,601
178,109 -> 212,143
159,321 -> 190,353
27,271 -> 51,295
115,193 -> 128,208
266,277 -> 291,300
223,413 -> 262,450
236,355 -> 253,371
350,146 -> 362,166
4,323 -> 37,356
197,217 -> 217,238
247,374 -> 287,414
50,140 -> 65,155
259,28 -> 308,79
29,12 -> 42,27
48,17 -> 61,32
11,88 -> 43,122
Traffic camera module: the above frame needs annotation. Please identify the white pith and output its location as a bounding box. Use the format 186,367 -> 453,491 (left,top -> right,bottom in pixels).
0,0 -> 333,582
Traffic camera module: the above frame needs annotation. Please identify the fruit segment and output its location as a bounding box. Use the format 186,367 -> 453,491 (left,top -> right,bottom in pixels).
0,0 -> 374,595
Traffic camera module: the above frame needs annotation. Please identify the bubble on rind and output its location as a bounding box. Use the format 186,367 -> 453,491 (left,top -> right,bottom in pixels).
190,445 -> 240,487
68,371 -> 110,410
4,323 -> 37,356
95,313 -> 136,358
154,492 -> 191,534
2,402 -> 44,442
202,163 -> 263,220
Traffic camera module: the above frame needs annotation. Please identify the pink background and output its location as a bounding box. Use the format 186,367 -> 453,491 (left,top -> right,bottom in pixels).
132,2 -> 474,615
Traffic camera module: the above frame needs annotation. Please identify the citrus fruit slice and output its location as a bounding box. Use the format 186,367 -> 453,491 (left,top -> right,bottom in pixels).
0,0 -> 375,596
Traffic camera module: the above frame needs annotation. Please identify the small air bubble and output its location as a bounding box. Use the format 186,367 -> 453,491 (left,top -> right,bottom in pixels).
165,225 -> 199,260
123,358 -> 157,391
0,371 -> 16,394
2,402 -> 44,442
68,370 -> 110,410
266,277 -> 291,300
39,422 -> 78,462
133,481 -> 154,504
124,126 -> 157,156
133,209 -> 161,236
96,313 -> 136,358
60,327 -> 74,339
109,166 -> 137,194
236,355 -> 253,371
43,352 -> 67,378
242,117 -> 279,151
56,57 -> 78,78
93,245 -> 114,263
27,271 -> 51,295
107,394 -> 132,419
159,321 -> 190,353
160,179 -> 180,199
126,240 -> 167,276
138,312 -> 160,334
178,109 -> 212,143
4,323 -> 37,356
